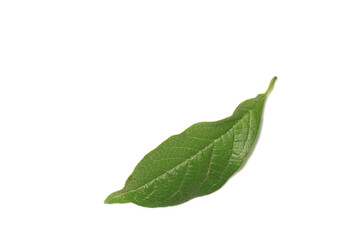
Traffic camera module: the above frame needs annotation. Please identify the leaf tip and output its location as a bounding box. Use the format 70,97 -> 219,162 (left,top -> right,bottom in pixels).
265,76 -> 277,95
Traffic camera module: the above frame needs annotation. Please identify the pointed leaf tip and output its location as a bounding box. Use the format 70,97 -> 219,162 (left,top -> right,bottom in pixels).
265,76 -> 277,95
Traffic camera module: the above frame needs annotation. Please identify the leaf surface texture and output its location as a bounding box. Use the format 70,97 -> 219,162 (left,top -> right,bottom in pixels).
105,77 -> 276,207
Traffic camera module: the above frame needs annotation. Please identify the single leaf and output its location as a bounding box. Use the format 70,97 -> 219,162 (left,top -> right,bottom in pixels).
105,77 -> 277,207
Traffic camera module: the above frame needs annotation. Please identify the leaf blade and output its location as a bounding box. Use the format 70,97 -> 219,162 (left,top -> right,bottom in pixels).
105,77 -> 276,207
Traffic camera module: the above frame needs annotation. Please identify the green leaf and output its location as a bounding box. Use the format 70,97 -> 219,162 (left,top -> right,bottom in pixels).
105,77 -> 277,207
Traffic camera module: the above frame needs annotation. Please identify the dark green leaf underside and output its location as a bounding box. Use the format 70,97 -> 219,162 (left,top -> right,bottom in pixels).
105,77 -> 276,207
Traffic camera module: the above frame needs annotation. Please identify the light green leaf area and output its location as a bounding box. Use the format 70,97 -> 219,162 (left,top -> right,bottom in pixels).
105,77 -> 276,207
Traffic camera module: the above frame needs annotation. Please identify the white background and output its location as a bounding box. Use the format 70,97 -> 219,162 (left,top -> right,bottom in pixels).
1,1 -> 360,239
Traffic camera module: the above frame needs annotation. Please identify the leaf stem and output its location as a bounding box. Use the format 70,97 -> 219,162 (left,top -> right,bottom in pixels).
265,76 -> 277,95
